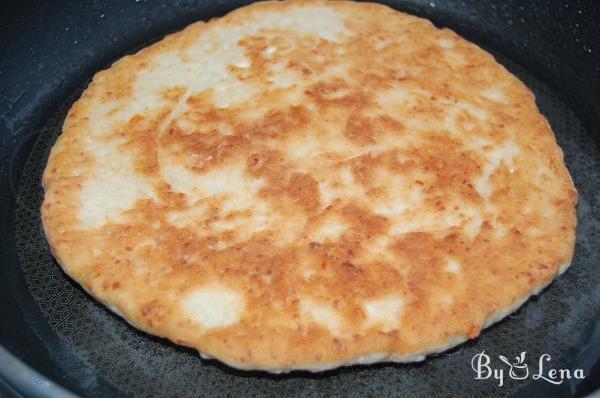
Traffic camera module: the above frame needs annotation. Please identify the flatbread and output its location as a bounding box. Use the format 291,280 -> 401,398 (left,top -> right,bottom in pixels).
41,0 -> 577,372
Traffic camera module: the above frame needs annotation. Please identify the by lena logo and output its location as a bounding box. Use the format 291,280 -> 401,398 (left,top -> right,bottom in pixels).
471,351 -> 585,387
498,352 -> 528,380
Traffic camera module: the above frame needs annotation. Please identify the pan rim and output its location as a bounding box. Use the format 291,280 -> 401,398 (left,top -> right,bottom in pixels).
0,345 -> 79,398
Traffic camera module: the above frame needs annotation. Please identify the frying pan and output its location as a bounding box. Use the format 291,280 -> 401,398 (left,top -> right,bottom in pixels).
1,0 -> 599,397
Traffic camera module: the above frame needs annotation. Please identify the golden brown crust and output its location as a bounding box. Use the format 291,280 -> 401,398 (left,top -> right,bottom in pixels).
42,0 -> 577,371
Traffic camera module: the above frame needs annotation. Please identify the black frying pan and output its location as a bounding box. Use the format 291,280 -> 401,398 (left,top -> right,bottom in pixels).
1,1 -> 599,397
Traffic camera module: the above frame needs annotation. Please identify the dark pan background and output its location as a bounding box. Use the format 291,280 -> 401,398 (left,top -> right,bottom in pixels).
1,1 -> 599,397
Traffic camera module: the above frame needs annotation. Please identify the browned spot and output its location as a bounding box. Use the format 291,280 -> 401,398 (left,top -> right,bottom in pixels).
286,173 -> 320,212
345,113 -> 375,145
340,204 -> 389,237
247,150 -> 287,179
238,105 -> 311,140
349,153 -> 379,187
305,80 -> 372,109
377,115 -> 404,133
161,86 -> 187,102
162,127 -> 251,172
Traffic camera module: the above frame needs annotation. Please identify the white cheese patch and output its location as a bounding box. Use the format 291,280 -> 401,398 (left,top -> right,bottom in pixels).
135,52 -> 197,100
371,170 -> 421,217
363,296 -> 405,331
340,168 -> 355,185
283,128 -> 363,170
456,101 -> 489,120
463,216 -> 483,239
371,235 -> 391,253
373,201 -> 408,217
255,7 -> 350,42
440,293 -> 454,306
311,219 -> 347,242
235,59 -> 251,69
376,87 -> 422,113
388,210 -> 463,236
445,259 -> 461,274
167,204 -> 208,229
299,254 -> 318,280
160,161 -> 262,206
78,144 -> 157,229
444,51 -> 465,67
264,45 -> 277,56
437,38 -> 455,49
212,81 -> 257,109
301,298 -> 342,336
356,236 -> 398,266
267,60 -> 303,89
319,180 -> 364,207
481,88 -> 506,103
78,171 -> 154,228
317,170 -> 365,207
182,286 -> 244,329
473,141 -> 519,199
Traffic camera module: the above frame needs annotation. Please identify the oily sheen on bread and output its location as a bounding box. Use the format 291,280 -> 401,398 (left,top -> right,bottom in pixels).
42,0 -> 577,372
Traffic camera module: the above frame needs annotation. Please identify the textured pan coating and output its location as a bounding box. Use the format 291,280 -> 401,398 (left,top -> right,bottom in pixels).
41,0 -> 577,372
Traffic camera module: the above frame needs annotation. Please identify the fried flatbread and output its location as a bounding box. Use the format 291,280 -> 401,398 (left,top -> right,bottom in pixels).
42,0 -> 577,371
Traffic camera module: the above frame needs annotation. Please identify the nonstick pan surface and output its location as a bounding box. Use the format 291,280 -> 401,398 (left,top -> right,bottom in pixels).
1,1 -> 600,397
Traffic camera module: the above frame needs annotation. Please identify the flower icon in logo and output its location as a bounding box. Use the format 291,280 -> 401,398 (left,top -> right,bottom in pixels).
499,351 -> 529,380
